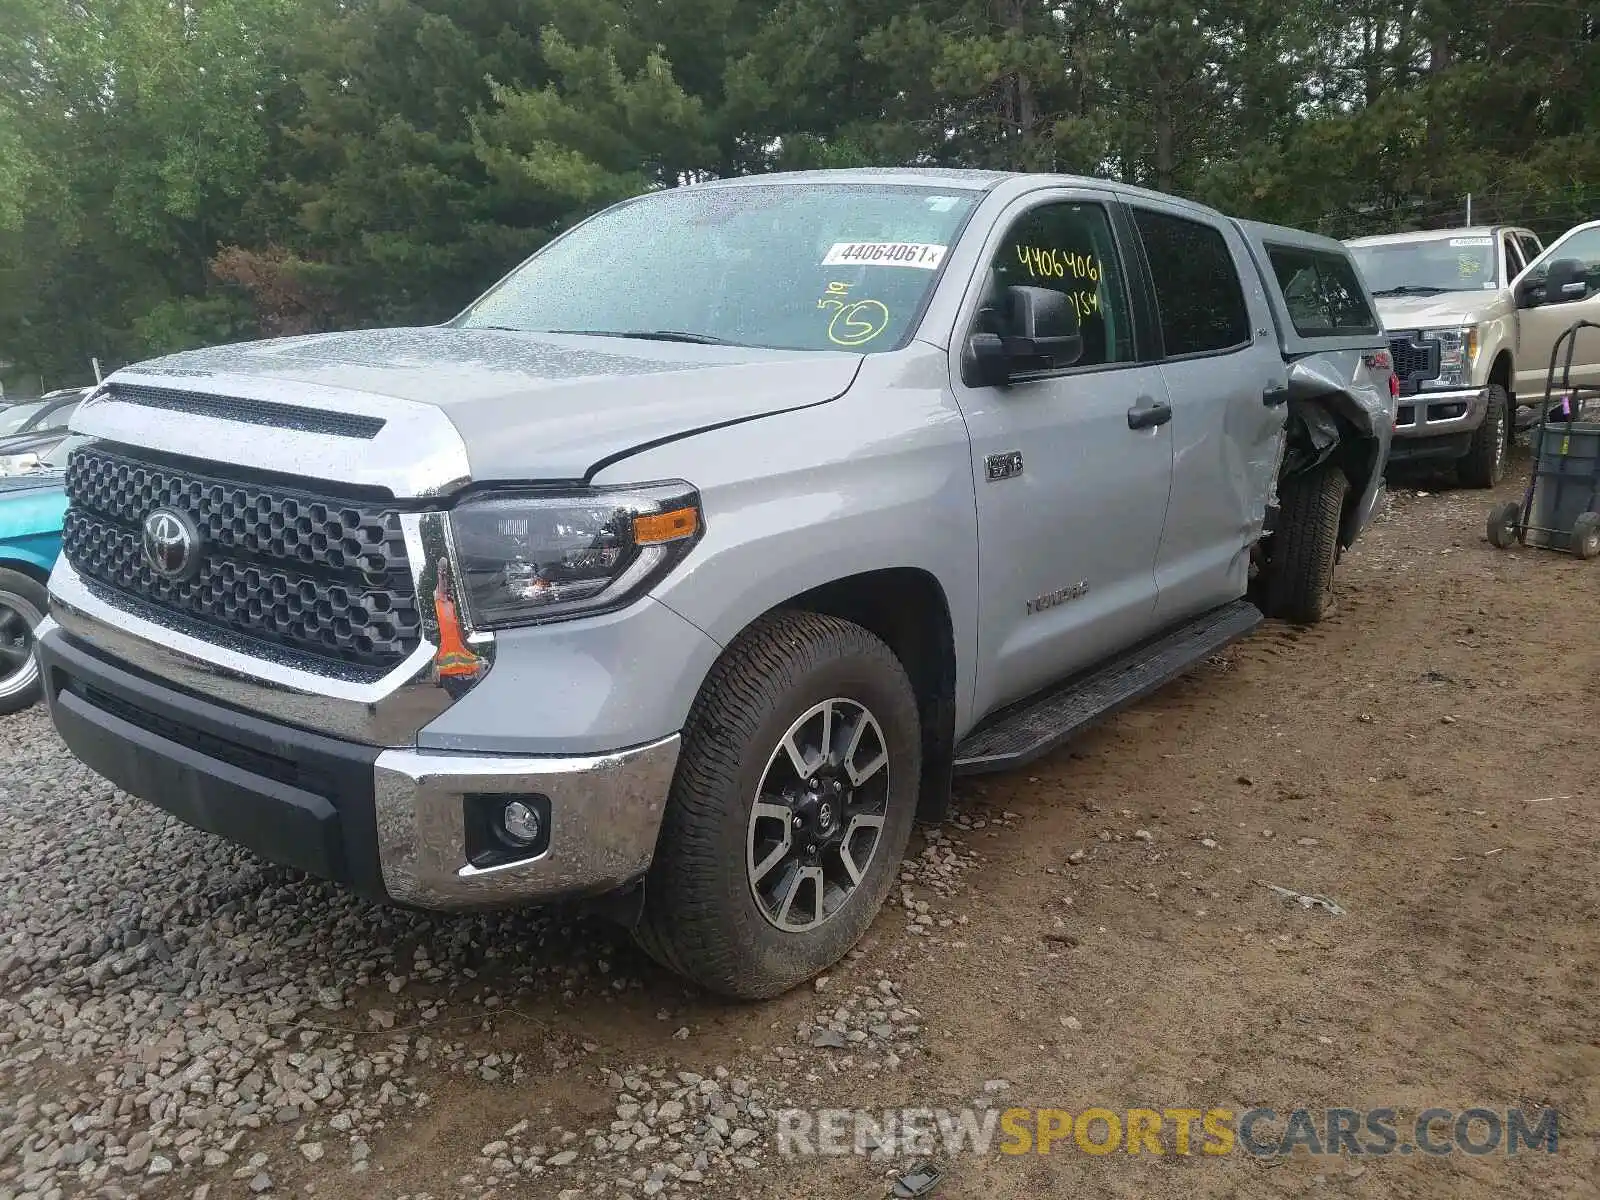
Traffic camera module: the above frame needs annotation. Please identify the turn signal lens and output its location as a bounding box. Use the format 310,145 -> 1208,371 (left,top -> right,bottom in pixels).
633,507 -> 699,545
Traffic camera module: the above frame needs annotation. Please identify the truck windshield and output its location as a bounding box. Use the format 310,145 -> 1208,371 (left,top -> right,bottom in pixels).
456,183 -> 978,353
1349,236 -> 1499,296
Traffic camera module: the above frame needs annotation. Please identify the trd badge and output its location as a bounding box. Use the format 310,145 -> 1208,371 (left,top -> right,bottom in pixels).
985,451 -> 1023,482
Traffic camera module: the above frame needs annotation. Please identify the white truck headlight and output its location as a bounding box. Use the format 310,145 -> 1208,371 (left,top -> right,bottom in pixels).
449,483 -> 702,628
1422,326 -> 1479,388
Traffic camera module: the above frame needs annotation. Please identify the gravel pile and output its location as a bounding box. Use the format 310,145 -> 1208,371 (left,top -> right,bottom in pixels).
0,706 -> 633,1200
456,1065 -> 781,1198
797,976 -> 923,1074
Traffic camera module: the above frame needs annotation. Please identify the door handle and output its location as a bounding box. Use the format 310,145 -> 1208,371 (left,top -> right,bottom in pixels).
1263,382 -> 1291,407
1127,398 -> 1173,430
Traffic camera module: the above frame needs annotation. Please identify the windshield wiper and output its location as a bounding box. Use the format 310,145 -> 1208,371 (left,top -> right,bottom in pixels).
541,329 -> 733,345
1370,285 -> 1451,297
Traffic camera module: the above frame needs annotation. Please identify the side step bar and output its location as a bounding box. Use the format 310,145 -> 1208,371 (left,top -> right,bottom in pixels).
953,599 -> 1263,775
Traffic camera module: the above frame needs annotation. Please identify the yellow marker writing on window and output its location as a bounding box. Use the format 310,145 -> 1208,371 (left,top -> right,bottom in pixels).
828,300 -> 891,346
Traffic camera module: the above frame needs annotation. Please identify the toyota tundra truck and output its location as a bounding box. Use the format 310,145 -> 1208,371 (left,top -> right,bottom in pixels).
1347,221 -> 1600,487
37,170 -> 1393,999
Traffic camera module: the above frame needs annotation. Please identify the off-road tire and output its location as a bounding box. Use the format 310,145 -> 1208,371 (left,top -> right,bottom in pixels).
1265,465 -> 1349,625
1486,501 -> 1522,549
634,610 -> 920,999
0,567 -> 47,715
1572,512 -> 1600,560
1459,384 -> 1511,489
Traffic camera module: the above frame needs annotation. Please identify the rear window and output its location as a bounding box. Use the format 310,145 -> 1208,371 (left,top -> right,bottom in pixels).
1132,209 -> 1251,357
1268,245 -> 1381,338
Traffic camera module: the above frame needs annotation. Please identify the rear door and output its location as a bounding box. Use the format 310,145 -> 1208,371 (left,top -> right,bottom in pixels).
947,187 -> 1176,719
1124,200 -> 1286,626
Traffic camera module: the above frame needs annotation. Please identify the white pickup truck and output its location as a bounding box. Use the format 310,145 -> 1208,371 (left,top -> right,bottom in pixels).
1347,220 -> 1600,485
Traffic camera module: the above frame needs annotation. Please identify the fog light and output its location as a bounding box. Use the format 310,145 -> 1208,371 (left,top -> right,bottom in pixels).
501,800 -> 543,845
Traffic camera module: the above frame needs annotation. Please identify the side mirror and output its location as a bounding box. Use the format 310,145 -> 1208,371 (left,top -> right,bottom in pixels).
1544,258 -> 1590,305
1001,285 -> 1083,370
963,332 -> 1011,388
961,284 -> 1085,388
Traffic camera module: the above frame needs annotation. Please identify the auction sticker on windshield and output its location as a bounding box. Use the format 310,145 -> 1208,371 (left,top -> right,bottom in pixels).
823,242 -> 948,269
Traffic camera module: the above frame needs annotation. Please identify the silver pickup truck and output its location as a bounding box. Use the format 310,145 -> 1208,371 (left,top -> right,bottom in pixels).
36,170 -> 1393,998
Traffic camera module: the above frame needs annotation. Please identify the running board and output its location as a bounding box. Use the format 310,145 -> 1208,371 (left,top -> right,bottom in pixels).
953,599 -> 1263,775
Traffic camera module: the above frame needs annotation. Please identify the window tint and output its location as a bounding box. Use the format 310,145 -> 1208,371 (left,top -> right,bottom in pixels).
1266,245 -> 1381,337
976,201 -> 1135,368
1517,233 -> 1543,266
1133,209 -> 1250,356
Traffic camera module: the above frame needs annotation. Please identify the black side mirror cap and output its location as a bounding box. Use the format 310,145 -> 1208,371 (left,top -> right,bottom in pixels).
963,332 -> 1012,388
1000,285 -> 1084,371
1523,258 -> 1590,308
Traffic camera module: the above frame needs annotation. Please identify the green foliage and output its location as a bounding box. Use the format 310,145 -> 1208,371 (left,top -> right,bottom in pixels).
2,0 -> 1598,388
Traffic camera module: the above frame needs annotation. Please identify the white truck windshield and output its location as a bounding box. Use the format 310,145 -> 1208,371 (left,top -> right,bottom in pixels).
457,183 -> 979,353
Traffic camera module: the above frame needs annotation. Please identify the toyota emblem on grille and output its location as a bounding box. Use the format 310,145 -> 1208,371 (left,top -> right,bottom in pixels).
141,507 -> 202,580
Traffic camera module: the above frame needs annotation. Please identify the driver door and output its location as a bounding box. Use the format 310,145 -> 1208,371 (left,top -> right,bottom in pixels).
1514,224 -> 1600,396
948,190 -> 1175,720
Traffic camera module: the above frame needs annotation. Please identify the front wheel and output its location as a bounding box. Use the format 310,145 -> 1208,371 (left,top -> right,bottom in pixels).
0,567 -> 47,715
635,611 -> 920,999
1264,465 -> 1349,625
1459,384 -> 1511,489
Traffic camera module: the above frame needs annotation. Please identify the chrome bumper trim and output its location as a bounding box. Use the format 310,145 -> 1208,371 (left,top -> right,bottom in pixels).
1392,386 -> 1486,437
46,511 -> 490,746
373,735 -> 679,908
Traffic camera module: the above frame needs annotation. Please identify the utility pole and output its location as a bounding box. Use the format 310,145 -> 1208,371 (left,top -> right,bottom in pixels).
1466,193 -> 1473,226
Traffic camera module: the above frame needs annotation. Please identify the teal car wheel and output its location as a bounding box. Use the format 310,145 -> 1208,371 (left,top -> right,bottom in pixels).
0,567 -> 47,713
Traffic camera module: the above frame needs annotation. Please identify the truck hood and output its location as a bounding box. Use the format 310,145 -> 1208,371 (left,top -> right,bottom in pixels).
111,327 -> 866,484
1373,291 -> 1505,331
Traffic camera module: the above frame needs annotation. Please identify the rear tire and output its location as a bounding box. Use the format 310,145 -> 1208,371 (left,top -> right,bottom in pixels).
0,567 -> 47,715
1265,465 -> 1349,625
1486,501 -> 1522,549
635,610 -> 920,999
1459,384 -> 1510,489
1572,512 -> 1600,560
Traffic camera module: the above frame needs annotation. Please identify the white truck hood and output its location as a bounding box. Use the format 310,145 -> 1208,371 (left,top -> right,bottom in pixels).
1373,291 -> 1505,331
82,327 -> 865,489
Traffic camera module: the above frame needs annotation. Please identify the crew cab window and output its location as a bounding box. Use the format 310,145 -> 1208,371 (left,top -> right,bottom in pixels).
1266,245 -> 1381,337
1132,209 -> 1250,357
975,202 -> 1134,367
1517,233 -> 1543,266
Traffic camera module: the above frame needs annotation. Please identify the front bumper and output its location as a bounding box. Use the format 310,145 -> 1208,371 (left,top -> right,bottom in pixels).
36,620 -> 678,909
1392,386 -> 1486,440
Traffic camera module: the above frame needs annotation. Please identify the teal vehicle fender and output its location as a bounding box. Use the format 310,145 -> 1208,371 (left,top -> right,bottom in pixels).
0,476 -> 68,577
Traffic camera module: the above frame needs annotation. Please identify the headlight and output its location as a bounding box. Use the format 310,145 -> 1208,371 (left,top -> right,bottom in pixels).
449,483 -> 702,628
1422,326 -> 1479,387
0,452 -> 43,476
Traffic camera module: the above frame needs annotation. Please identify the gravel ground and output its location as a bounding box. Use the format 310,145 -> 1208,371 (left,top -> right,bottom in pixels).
3,456 -> 1597,1200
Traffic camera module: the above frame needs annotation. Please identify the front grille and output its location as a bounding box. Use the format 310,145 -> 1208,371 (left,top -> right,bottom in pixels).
63,445 -> 422,672
1389,335 -> 1440,396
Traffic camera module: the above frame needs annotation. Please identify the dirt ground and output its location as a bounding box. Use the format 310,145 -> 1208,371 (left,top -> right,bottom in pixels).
313,456 -> 1596,1200
5,452 -> 1597,1200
